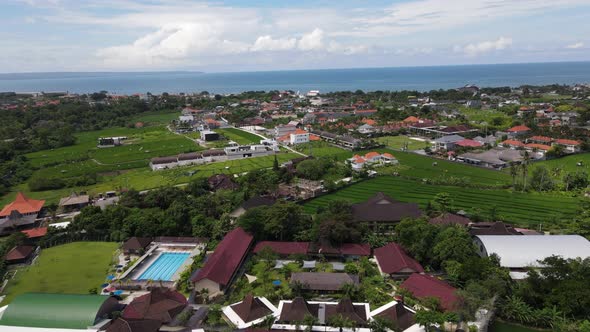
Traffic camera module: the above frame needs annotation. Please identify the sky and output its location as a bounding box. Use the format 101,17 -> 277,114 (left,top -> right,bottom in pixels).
2,0 -> 590,73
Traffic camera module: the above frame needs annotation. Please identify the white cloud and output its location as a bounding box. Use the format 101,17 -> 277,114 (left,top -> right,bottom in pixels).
566,42 -> 584,49
455,37 -> 513,56
251,35 -> 297,52
298,28 -> 324,51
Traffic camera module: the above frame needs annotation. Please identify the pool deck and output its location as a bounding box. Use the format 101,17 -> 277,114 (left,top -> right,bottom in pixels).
118,241 -> 204,283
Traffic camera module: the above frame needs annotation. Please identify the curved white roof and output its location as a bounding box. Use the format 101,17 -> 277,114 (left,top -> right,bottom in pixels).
475,235 -> 590,268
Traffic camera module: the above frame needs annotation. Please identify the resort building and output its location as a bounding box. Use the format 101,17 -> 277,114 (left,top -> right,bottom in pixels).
429,213 -> 472,227
473,235 -> 590,279
0,192 -> 45,234
122,237 -> 153,255
553,138 -> 582,153
0,293 -> 120,331
222,294 -> 278,328
401,273 -> 459,312
351,192 -> 422,227
200,130 -> 220,141
374,242 -> 424,278
347,152 -> 397,171
4,245 -> 37,265
432,135 -> 464,151
290,272 -> 359,293
224,144 -> 275,160
58,192 -> 90,213
192,227 -> 254,298
506,125 -> 531,137
277,129 -> 310,145
369,300 -> 420,332
118,288 -> 188,328
98,136 -> 127,148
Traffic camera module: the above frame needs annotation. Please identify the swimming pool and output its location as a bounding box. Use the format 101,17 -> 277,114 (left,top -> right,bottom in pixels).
137,252 -> 190,281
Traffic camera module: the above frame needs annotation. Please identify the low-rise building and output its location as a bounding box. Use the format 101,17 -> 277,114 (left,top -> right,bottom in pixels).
432,135 -> 464,151
374,242 -> 424,278
192,227 -> 254,298
0,193 -> 45,234
347,152 -> 397,171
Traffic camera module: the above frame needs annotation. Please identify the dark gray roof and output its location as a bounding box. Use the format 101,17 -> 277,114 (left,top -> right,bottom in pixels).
351,192 -> 422,222
150,156 -> 178,164
291,272 -> 359,291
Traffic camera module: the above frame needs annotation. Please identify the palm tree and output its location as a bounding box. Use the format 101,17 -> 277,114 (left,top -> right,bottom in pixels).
509,162 -> 518,188
302,314 -> 317,332
521,151 -> 531,190
260,314 -> 276,331
328,314 -> 354,332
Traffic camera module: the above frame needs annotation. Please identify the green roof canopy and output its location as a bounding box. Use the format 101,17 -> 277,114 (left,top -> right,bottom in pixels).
0,293 -> 115,329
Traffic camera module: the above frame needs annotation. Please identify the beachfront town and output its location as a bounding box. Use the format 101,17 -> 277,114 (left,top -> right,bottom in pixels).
1,84 -> 590,332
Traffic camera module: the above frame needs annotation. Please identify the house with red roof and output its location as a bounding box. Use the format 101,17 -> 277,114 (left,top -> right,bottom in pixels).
525,143 -> 552,155
374,243 -> 424,278
347,152 -> 397,171
276,129 -> 310,145
4,245 -> 37,265
506,125 -> 531,137
455,139 -> 483,148
192,227 -> 254,298
0,192 -> 45,234
553,139 -> 582,153
121,288 -> 187,329
501,139 -> 525,149
253,241 -> 311,256
528,136 -> 552,144
222,294 -> 278,328
401,273 -> 459,312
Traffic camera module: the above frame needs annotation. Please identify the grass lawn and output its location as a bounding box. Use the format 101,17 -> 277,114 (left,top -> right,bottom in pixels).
458,107 -> 512,129
376,135 -> 431,150
215,128 -> 264,145
129,110 -> 179,125
303,176 -> 580,227
1,242 -> 118,305
294,141 -> 348,157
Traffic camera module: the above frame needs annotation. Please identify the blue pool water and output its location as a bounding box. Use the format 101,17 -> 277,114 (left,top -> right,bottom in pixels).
137,252 -> 190,281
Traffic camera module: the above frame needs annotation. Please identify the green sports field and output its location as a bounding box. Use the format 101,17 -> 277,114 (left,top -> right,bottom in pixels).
1,242 -> 118,305
215,128 -> 263,145
303,176 -> 579,227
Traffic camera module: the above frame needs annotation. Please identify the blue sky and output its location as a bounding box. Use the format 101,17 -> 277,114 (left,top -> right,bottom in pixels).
2,0 -> 590,72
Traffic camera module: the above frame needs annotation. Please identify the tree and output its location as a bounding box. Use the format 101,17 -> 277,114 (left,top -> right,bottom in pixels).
563,171 -> 589,191
431,192 -> 452,214
521,151 -> 531,190
414,309 -> 444,332
432,225 -> 476,265
509,162 -> 519,188
273,155 -> 279,171
328,314 -> 355,332
302,314 -> 317,332
529,166 -> 555,192
394,218 -> 439,265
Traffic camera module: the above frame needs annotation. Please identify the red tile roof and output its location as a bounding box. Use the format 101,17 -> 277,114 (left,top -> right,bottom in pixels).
525,143 -> 552,151
5,245 -> 35,262
0,192 -> 45,217
455,139 -> 483,147
338,243 -> 371,256
21,227 -> 48,238
403,116 -> 420,123
364,152 -> 380,159
253,241 -> 310,255
501,139 -> 525,147
529,135 -> 552,143
123,288 -> 187,323
192,227 -> 253,286
507,125 -> 531,132
401,273 -> 458,311
374,243 -> 424,275
555,139 -> 581,146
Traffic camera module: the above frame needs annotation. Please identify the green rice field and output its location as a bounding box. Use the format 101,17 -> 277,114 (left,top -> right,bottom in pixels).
0,152 -> 299,206
376,135 -> 431,150
1,242 -> 118,305
303,176 -> 580,227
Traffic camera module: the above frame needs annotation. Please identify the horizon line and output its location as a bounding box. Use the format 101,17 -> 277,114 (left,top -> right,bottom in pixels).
1,60 -> 589,76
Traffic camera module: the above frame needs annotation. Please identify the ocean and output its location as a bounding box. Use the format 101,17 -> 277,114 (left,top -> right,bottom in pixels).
1,62 -> 589,95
